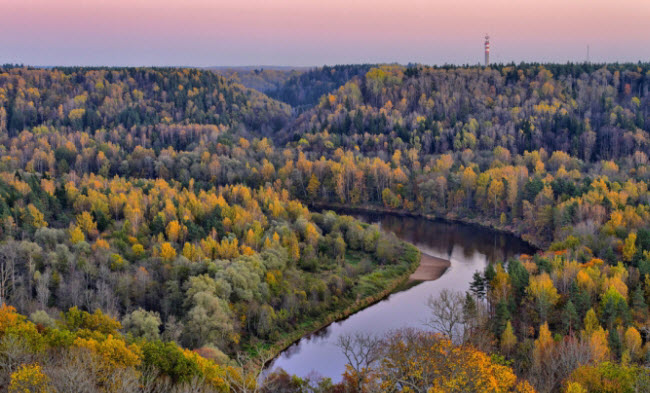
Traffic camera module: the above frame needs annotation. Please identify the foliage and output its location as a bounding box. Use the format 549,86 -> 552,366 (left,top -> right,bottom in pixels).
4,62 -> 650,391
9,364 -> 50,393
0,304 -> 231,392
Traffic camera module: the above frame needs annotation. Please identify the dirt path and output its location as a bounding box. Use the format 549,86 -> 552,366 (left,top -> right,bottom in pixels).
409,253 -> 451,281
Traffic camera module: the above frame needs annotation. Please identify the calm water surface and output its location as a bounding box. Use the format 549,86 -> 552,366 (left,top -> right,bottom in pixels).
264,212 -> 536,382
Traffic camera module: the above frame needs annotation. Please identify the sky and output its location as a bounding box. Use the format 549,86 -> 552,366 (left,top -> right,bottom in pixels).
2,0 -> 650,67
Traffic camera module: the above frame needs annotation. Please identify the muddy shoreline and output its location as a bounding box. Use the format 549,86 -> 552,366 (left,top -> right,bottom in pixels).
409,252 -> 451,281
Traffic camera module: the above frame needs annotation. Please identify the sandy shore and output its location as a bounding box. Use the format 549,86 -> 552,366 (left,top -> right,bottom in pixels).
409,252 -> 451,281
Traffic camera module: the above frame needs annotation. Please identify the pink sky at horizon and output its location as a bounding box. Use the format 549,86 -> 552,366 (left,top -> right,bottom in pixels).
2,0 -> 649,66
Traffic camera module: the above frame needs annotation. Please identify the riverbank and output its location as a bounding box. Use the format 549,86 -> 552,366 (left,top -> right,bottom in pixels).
260,240 -> 421,367
264,210 -> 536,380
410,253 -> 451,281
310,202 -> 544,251
259,204 -> 538,378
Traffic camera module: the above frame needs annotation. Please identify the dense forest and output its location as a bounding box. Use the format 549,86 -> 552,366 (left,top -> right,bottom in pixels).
2,62 -> 650,392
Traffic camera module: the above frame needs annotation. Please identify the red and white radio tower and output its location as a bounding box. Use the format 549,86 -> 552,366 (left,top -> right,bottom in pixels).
484,34 -> 490,66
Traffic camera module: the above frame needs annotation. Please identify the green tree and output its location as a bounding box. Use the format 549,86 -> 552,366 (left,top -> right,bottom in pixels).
562,300 -> 579,335
500,320 -> 517,354
122,308 -> 162,341
470,271 -> 486,300
600,287 -> 630,329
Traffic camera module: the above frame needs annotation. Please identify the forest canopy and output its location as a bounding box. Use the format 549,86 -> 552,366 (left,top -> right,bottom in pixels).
2,62 -> 650,392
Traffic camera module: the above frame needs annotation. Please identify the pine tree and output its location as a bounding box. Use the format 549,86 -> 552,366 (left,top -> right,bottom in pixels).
608,328 -> 623,360
469,271 -> 486,299
569,281 -> 591,319
463,292 -> 478,329
507,258 -> 529,302
485,264 -> 497,288
493,300 -> 510,337
631,286 -> 647,320
561,300 -> 579,334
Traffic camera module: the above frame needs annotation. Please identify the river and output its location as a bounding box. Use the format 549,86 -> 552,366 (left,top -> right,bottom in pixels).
263,211 -> 536,382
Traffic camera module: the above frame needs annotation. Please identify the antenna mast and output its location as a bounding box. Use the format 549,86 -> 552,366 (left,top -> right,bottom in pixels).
484,34 -> 490,66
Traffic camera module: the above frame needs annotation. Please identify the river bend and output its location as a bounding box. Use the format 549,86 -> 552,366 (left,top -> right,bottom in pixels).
264,211 -> 535,382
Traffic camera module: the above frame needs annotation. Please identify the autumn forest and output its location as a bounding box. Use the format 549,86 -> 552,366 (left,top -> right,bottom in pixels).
1,62 -> 650,392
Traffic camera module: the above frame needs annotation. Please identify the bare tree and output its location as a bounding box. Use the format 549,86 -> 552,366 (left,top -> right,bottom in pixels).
0,335 -> 37,387
171,375 -> 212,393
96,280 -> 119,316
44,348 -> 107,393
44,347 -> 142,393
526,336 -> 592,393
228,349 -> 275,393
425,289 -> 465,344
139,366 -> 171,393
337,333 -> 383,392
0,243 -> 17,305
35,270 -> 50,308
18,241 -> 41,302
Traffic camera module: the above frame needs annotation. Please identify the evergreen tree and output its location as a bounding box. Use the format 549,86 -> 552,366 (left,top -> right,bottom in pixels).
469,271 -> 486,300
463,292 -> 478,326
507,259 -> 529,303
561,300 -> 579,334
493,300 -> 511,337
608,328 -> 623,360
604,247 -> 616,266
484,265 -> 496,292
631,287 -> 648,320
569,281 -> 591,319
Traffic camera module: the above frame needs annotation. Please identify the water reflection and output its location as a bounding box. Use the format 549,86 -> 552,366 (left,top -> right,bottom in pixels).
264,211 -> 536,382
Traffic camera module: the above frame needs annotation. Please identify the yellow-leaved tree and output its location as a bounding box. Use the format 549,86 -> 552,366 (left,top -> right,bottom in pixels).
622,232 -> 637,262
9,364 -> 50,393
159,242 -> 177,261
501,320 -> 517,354
370,330 -> 535,393
527,272 -> 560,321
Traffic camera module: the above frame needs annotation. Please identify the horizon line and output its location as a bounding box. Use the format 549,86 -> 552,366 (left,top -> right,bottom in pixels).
3,60 -> 650,70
